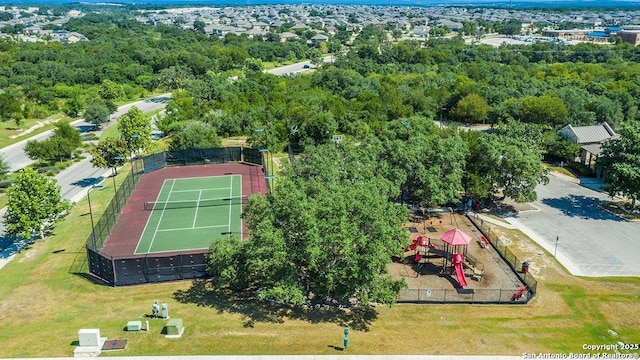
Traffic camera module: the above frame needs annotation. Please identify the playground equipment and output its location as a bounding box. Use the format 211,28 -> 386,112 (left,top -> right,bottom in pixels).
405,235 -> 441,267
440,228 -> 472,287
452,253 -> 468,287
512,286 -> 528,301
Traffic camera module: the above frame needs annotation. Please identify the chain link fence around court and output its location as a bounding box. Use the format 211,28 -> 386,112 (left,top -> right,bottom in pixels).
80,146 -> 266,286
86,249 -> 207,286
467,212 -> 538,296
87,159 -> 144,252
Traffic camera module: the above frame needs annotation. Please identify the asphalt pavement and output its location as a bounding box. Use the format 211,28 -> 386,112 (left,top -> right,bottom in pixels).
503,173 -> 640,277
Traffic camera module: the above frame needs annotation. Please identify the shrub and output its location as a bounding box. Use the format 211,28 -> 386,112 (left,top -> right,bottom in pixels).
0,180 -> 14,189
566,161 -> 594,177
36,166 -> 58,174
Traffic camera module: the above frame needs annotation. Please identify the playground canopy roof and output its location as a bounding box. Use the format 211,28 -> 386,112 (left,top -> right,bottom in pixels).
440,228 -> 472,246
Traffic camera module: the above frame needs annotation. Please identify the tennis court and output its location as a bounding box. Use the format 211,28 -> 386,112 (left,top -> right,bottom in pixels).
134,175 -> 243,255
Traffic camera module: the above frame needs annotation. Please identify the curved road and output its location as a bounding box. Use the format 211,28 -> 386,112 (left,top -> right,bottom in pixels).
1,94 -> 171,173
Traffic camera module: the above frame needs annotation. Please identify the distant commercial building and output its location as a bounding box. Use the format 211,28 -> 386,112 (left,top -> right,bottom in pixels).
619,27 -> 640,46
541,29 -> 590,40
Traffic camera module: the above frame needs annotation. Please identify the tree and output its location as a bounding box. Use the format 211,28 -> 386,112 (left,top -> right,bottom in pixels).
383,129 -> 468,207
24,122 -> 81,163
466,132 -> 549,203
520,95 -> 568,126
117,106 -> 151,157
158,65 -> 193,90
25,140 -> 55,163
3,168 -> 70,240
0,88 -> 24,125
89,137 -> 128,175
450,93 -> 489,124
597,123 -> 640,209
243,57 -> 264,73
84,101 -> 110,129
50,121 -> 82,160
64,95 -> 84,117
193,20 -> 206,33
98,79 -> 125,102
169,122 -> 221,151
208,143 -> 408,307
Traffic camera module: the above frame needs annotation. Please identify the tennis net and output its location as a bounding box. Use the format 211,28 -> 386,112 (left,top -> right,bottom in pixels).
144,196 -> 247,210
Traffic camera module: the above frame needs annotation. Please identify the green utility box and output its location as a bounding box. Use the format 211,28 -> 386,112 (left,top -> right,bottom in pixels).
126,321 -> 142,331
165,318 -> 183,336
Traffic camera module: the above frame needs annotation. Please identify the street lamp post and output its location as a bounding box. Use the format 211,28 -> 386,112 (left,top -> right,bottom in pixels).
255,127 -> 274,185
254,127 -> 267,150
87,185 -> 104,249
439,107 -> 447,128
112,156 -> 125,208
130,133 -> 140,160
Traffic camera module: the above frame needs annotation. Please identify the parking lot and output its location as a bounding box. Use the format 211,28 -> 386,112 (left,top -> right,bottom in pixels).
504,173 -> 640,277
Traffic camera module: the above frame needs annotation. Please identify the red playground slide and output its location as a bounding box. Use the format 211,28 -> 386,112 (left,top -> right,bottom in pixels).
452,253 -> 468,287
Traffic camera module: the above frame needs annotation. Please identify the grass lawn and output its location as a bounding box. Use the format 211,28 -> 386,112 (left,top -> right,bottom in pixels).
543,163 -> 575,178
0,173 -> 639,357
0,114 -> 73,149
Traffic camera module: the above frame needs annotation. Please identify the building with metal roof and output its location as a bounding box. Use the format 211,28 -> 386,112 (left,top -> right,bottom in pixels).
558,122 -> 619,177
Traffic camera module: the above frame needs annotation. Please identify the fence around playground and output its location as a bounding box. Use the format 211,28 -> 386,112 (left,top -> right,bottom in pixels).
73,146 -> 268,286
397,287 -> 527,304
466,211 -> 538,296
395,211 -> 537,305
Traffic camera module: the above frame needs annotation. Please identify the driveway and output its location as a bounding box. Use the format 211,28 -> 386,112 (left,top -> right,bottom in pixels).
504,173 -> 640,277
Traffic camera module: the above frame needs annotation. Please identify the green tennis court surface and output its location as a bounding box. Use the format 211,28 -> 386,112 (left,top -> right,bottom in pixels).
135,175 -> 243,255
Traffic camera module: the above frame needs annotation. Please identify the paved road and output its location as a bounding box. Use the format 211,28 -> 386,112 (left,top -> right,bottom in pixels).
266,55 -> 334,76
504,173 -> 640,277
1,95 -> 171,173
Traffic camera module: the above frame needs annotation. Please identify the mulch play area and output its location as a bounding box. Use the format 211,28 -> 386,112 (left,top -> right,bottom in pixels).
389,211 -> 523,302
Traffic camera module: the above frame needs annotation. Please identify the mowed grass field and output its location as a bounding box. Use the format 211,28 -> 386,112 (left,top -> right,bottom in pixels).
0,170 -> 639,357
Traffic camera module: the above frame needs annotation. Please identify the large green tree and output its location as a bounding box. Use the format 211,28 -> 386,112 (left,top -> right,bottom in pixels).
450,93 -> 489,124
98,79 -> 125,102
597,123 -> 640,209
4,168 -> 70,240
0,155 -> 10,180
24,122 -> 81,163
89,137 -> 128,175
466,130 -> 549,202
208,142 -> 408,307
84,101 -> 111,129
169,122 -> 221,151
378,118 -> 467,206
117,106 -> 151,157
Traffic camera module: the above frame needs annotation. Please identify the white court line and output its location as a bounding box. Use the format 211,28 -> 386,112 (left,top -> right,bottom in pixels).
134,178 -> 169,255
171,187 -> 230,193
165,174 -> 238,181
227,175 -> 233,236
156,224 -> 229,232
240,174 -> 243,240
146,179 -> 177,253
193,190 -> 202,228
